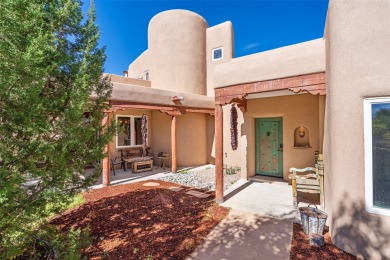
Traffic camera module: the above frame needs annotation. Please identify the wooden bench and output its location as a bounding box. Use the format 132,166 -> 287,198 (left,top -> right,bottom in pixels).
289,154 -> 324,208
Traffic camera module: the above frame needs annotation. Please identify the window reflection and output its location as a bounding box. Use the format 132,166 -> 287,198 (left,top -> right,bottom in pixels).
118,116 -> 131,146
372,103 -> 390,209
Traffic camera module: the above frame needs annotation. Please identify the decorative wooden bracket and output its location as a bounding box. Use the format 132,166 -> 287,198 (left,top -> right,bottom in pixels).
215,94 -> 247,112
232,97 -> 247,113
105,101 -> 214,116
288,84 -> 326,96
214,72 -> 326,107
160,109 -> 185,117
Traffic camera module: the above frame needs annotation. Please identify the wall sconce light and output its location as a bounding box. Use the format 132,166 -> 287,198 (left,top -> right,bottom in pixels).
171,96 -> 184,101
299,126 -> 306,138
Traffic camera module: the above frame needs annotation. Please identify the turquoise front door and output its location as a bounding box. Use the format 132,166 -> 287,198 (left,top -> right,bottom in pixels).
255,117 -> 283,177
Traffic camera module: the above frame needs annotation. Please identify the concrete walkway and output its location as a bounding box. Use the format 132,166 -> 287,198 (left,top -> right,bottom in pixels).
221,179 -> 300,221
189,178 -> 320,260
189,209 -> 293,260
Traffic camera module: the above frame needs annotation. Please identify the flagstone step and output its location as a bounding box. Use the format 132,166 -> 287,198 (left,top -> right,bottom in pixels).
186,190 -> 211,198
168,186 -> 184,192
142,182 -> 160,187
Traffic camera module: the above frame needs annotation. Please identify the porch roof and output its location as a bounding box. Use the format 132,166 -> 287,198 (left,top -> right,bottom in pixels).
92,75 -> 215,115
214,38 -> 325,89
110,81 -> 213,108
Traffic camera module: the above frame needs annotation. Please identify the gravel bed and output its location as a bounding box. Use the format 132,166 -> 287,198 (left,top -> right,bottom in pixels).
158,166 -> 240,191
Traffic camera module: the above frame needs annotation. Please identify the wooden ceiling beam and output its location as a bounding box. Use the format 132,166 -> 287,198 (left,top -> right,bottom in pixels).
105,101 -> 214,115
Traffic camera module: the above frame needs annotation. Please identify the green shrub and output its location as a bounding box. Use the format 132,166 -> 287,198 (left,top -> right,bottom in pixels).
224,165 -> 241,175
13,224 -> 91,260
0,0 -> 114,257
178,169 -> 189,174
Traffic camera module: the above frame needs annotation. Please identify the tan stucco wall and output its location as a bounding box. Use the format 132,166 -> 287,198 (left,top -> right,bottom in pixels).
151,111 -> 208,167
105,73 -> 151,87
206,22 -> 234,97
214,38 -> 325,88
127,50 -> 150,80
222,104 -> 247,179
223,94 -> 321,180
206,115 -> 215,164
108,109 -> 153,169
324,1 -> 390,258
148,10 -> 207,95
318,96 -> 325,153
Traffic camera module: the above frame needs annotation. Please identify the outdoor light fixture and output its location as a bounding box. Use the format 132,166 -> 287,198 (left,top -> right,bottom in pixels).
299,126 -> 306,138
171,96 -> 184,101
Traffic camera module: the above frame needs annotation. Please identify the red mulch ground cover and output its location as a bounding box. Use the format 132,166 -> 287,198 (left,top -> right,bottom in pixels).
50,180 -> 228,260
290,223 -> 357,260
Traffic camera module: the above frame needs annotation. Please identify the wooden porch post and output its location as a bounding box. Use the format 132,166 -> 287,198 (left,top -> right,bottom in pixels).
171,115 -> 177,173
102,113 -> 110,187
215,104 -> 224,203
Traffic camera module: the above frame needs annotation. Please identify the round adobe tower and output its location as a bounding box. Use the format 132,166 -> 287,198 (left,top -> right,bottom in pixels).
148,10 -> 207,95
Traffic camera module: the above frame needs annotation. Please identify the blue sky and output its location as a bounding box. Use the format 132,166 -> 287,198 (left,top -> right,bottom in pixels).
88,0 -> 329,75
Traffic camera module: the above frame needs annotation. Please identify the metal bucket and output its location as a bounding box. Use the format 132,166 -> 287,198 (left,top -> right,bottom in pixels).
299,204 -> 328,235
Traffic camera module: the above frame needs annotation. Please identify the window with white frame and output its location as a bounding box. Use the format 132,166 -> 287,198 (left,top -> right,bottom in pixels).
212,47 -> 223,61
116,115 -> 147,148
364,97 -> 390,216
144,70 -> 149,80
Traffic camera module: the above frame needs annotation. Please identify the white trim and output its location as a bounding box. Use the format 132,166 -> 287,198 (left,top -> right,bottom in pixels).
212,47 -> 224,61
364,97 -> 390,216
116,115 -> 147,149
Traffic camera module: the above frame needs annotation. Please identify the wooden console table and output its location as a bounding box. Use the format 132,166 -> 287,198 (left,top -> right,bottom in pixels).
124,156 -> 153,173
132,160 -> 153,173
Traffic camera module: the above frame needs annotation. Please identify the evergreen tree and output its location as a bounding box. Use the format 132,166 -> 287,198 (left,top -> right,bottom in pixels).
0,0 -> 114,257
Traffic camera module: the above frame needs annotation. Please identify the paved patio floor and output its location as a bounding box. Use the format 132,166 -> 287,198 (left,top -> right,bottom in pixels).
88,164 -> 213,189
222,177 -> 320,220
222,179 -> 299,220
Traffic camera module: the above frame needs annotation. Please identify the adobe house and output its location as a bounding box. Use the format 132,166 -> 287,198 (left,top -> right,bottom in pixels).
102,1 -> 390,258
100,10 -> 216,185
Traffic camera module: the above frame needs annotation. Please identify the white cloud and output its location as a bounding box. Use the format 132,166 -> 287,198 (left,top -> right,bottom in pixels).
242,42 -> 260,51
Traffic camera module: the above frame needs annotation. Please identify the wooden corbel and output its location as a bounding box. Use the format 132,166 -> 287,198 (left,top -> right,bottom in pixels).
160,108 -> 185,117
215,94 -> 247,112
288,84 -> 326,96
233,98 -> 247,113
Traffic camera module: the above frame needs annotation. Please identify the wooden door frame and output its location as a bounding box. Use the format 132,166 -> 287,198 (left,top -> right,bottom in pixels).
255,117 -> 283,177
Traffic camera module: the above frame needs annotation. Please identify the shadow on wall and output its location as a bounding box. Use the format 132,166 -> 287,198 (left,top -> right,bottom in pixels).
332,193 -> 390,259
190,211 -> 293,260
